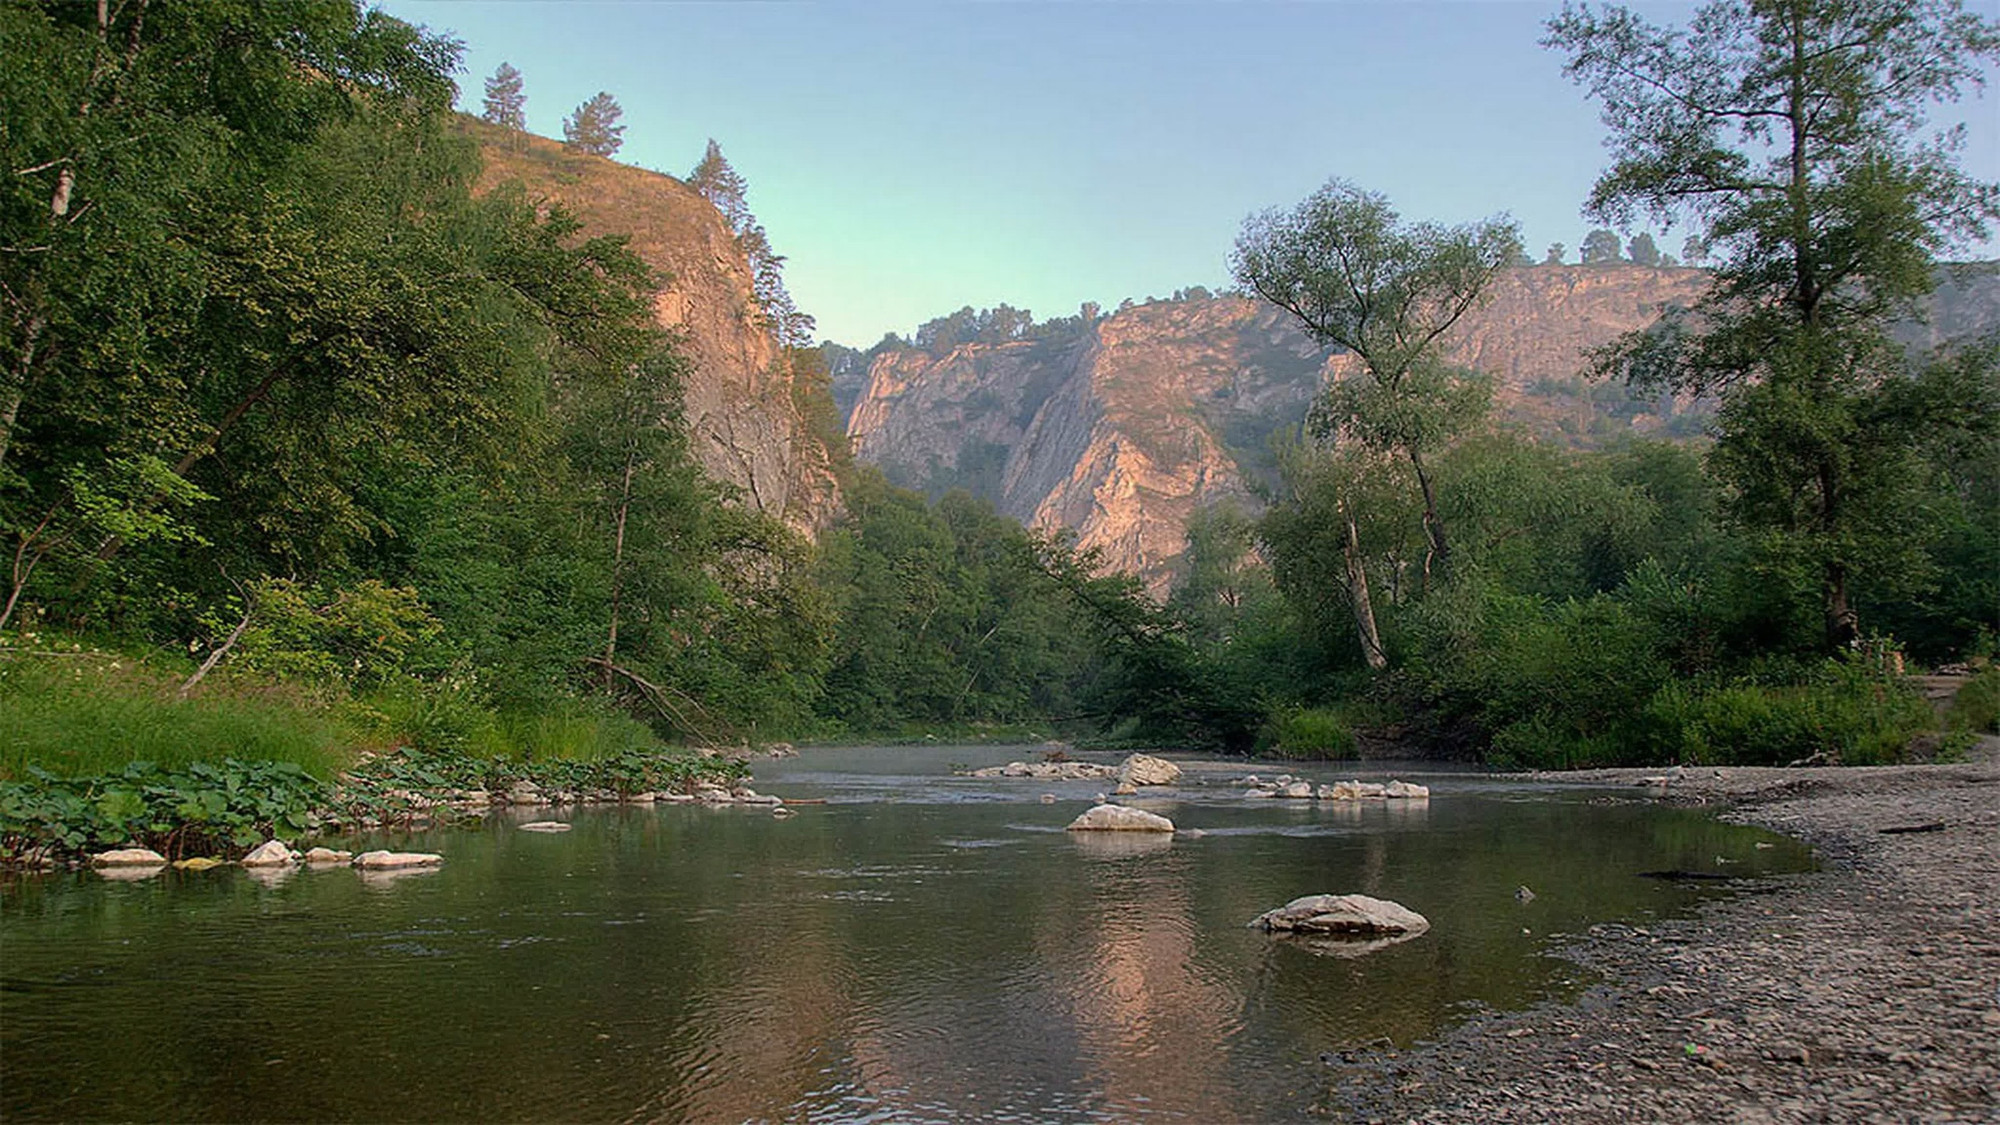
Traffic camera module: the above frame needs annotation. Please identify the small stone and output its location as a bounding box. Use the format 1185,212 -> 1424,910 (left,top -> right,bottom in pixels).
352,850 -> 444,870
771,806 -> 796,818
1114,782 -> 1139,796
91,847 -> 167,867
1039,793 -> 1057,804
239,839 -> 296,867
173,856 -> 226,871
302,847 -> 352,865
1280,781 -> 1315,798
1382,780 -> 1429,799
518,821 -> 572,833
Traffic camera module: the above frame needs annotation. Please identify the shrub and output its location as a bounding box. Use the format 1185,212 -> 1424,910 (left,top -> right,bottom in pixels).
1641,663 -> 1935,766
1947,666 -> 2000,734
1259,707 -> 1357,760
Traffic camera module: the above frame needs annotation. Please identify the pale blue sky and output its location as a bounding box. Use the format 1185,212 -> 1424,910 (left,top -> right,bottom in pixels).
384,1 -> 2000,347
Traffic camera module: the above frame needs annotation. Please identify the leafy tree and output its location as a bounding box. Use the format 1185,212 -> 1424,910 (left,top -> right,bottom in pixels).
1626,231 -> 1662,267
1547,0 -> 2000,650
562,92 -> 624,157
1580,228 -> 1625,264
1544,242 -> 1567,264
1232,179 -> 1520,581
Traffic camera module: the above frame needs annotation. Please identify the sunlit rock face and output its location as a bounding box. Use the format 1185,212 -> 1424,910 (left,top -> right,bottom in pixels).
468,120 -> 840,534
845,263 -> 2000,590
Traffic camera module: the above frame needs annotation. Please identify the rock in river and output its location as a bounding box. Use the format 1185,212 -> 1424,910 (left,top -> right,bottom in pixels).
303,847 -> 353,865
353,850 -> 444,870
91,847 -> 167,867
1249,894 -> 1430,936
1118,753 -> 1182,787
519,821 -> 573,833
240,840 -> 297,867
1066,805 -> 1175,833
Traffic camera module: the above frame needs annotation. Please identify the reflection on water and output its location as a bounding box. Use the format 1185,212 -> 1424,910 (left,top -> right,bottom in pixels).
0,745 -> 1811,1123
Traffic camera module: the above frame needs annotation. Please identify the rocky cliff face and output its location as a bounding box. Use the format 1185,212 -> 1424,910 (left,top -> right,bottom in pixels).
847,263 -> 1997,588
469,121 -> 839,532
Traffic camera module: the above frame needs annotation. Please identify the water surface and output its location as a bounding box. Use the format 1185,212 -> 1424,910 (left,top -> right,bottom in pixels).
0,746 -> 1810,1122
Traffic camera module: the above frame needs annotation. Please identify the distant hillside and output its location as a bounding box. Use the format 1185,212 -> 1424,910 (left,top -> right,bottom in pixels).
841,263 -> 2000,589
465,119 -> 840,532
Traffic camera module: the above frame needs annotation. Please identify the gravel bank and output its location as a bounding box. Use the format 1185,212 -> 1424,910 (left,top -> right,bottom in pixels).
1322,746 -> 2000,1123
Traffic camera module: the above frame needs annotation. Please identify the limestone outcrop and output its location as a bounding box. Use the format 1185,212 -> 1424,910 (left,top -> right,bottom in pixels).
470,120 -> 840,534
843,265 -> 2000,588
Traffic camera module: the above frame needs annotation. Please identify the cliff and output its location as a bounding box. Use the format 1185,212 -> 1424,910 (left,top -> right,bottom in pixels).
847,264 -> 1996,589
466,119 -> 839,532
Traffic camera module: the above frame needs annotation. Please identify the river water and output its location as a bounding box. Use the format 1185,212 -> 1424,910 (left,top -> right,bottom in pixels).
0,745 -> 1810,1122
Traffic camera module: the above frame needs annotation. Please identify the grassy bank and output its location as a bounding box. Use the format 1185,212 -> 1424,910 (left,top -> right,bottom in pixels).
0,633 -> 747,864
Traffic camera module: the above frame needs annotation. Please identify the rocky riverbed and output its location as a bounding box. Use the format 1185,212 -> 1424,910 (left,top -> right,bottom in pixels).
1321,744 -> 2000,1123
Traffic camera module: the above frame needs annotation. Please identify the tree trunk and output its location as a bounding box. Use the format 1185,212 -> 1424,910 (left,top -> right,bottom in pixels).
1824,560 -> 1858,653
1341,503 -> 1387,671
1407,447 -> 1450,576
602,448 -> 636,690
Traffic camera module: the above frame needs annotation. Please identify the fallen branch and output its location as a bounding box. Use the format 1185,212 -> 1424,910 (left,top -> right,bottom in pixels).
177,577 -> 252,699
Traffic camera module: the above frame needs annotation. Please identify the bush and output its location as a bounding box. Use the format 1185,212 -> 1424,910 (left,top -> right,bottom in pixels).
1258,707 -> 1357,759
1641,663 -> 1935,766
1947,666 -> 2000,734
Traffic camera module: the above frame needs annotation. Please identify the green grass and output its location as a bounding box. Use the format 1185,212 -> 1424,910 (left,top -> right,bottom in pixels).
0,653 -> 352,780
1947,666 -> 2000,734
1258,706 -> 1359,760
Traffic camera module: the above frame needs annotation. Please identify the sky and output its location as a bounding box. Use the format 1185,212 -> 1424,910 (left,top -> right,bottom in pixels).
383,1 -> 2000,348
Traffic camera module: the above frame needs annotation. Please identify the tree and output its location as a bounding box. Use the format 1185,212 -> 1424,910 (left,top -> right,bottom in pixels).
1545,242 -> 1567,264
1626,231 -> 1661,267
1232,179 -> 1521,581
562,92 -> 624,157
1580,228 -> 1624,264
688,139 -> 750,232
1547,0 -> 2000,650
687,140 -> 812,346
481,63 -> 525,130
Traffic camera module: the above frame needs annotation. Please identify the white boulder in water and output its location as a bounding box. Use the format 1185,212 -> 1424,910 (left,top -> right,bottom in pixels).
91,847 -> 167,867
1249,894 -> 1430,936
1065,805 -> 1175,833
239,840 -> 297,867
353,850 -> 444,870
1118,753 -> 1182,787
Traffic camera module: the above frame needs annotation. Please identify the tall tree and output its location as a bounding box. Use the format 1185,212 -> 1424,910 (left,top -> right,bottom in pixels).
1232,179 -> 1521,580
686,140 -> 811,346
687,139 -> 750,233
1626,232 -> 1662,267
1547,0 -> 2000,650
562,92 -> 624,157
481,62 -> 526,130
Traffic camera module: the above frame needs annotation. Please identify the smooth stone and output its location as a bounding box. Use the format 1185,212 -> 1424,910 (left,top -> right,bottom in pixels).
1113,782 -> 1139,796
1383,780 -> 1430,799
1279,781 -> 1315,799
658,793 -> 697,804
173,857 -> 226,871
518,821 -> 572,833
303,847 -> 353,865
91,847 -> 167,867
1118,753 -> 1182,787
95,863 -> 166,881
970,761 -> 1120,780
1516,885 -> 1537,903
353,850 -> 444,870
1066,804 -> 1175,833
239,839 -> 296,867
1039,793 -> 1057,804
1249,893 -> 1430,936
771,806 -> 796,818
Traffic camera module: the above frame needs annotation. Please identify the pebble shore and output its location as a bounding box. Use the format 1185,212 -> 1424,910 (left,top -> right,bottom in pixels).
1324,744 -> 2000,1124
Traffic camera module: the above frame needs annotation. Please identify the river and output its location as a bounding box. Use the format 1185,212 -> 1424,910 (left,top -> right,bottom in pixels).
0,745 -> 1810,1122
